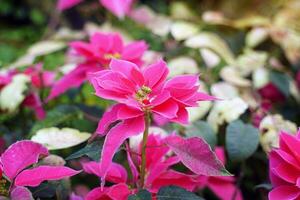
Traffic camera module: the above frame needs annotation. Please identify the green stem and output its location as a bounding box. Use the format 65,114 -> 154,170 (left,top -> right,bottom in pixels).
140,111 -> 150,188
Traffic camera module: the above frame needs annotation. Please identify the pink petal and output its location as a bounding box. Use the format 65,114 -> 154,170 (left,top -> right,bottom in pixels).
96,104 -> 123,135
118,104 -> 143,119
272,162 -> 300,184
98,116 -> 145,187
23,93 -> 45,120
57,0 -> 83,11
85,183 -> 131,200
268,186 -> 300,200
109,59 -> 144,87
15,166 -> 80,187
170,106 -> 189,125
152,99 -> 178,119
91,32 -> 123,53
143,59 -> 169,93
164,135 -> 230,176
207,177 -> 243,200
146,156 -> 180,187
100,0 -> 133,19
83,161 -> 127,183
279,132 -> 300,162
215,147 -> 226,165
47,64 -> 101,100
11,186 -> 33,200
0,140 -> 48,181
125,143 -> 139,183
122,41 -> 148,65
151,170 -> 197,193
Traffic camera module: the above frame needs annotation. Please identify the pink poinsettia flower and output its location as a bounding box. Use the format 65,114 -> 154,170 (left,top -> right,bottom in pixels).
100,0 -> 134,19
197,147 -> 243,200
57,0 -> 134,19
24,63 -> 56,89
47,32 -> 147,100
88,59 -> 215,183
0,140 -> 80,197
82,134 -> 198,200
0,65 -> 53,120
269,129 -> 300,200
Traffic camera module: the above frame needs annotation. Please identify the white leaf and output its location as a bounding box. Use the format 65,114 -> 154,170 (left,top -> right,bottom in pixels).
211,82 -> 239,99
207,98 -> 248,132
0,74 -> 30,113
28,41 -> 66,57
170,21 -> 198,41
235,50 -> 268,76
220,66 -> 251,87
246,27 -> 269,48
259,114 -> 297,153
200,48 -> 221,68
31,127 -> 91,150
185,32 -> 235,64
167,56 -> 199,77
252,68 -> 269,89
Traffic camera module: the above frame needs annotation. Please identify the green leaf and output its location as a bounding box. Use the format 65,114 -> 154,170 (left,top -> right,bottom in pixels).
186,120 -> 216,148
226,120 -> 259,161
157,186 -> 204,200
128,189 -> 152,200
65,139 -> 103,161
30,105 -> 83,135
270,71 -> 290,97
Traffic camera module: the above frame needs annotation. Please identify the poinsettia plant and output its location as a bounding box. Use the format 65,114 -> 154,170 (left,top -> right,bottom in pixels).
1,0 -> 300,199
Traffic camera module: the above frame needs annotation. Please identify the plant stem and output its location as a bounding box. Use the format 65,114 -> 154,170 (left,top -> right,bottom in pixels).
140,111 -> 150,188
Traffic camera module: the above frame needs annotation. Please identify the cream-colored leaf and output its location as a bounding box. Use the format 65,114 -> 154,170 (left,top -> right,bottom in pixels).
235,50 -> 268,76
147,15 -> 172,37
259,114 -> 297,153
220,66 -> 251,87
167,56 -> 199,77
246,27 -> 269,48
170,21 -> 198,41
200,48 -> 221,68
31,127 -> 91,150
207,98 -> 248,132
0,74 -> 30,113
6,54 -> 35,69
252,68 -> 269,89
28,41 -> 66,57
211,82 -> 238,99
170,2 -> 196,20
185,32 -> 235,64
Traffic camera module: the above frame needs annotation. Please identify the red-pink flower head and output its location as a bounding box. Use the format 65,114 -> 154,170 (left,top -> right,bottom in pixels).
269,129 -> 300,200
88,59 -> 215,186
47,32 -> 147,100
90,59 -> 215,126
71,32 -> 147,67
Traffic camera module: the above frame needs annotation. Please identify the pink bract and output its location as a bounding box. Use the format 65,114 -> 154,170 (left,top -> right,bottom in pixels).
89,59 -> 215,184
14,166 -> 80,187
269,129 -> 300,200
0,140 -> 80,194
100,0 -> 134,19
0,140 -> 49,181
47,32 -> 147,100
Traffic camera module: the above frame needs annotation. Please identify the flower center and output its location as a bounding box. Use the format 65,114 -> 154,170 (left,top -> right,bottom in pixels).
104,52 -> 121,60
135,86 -> 152,105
